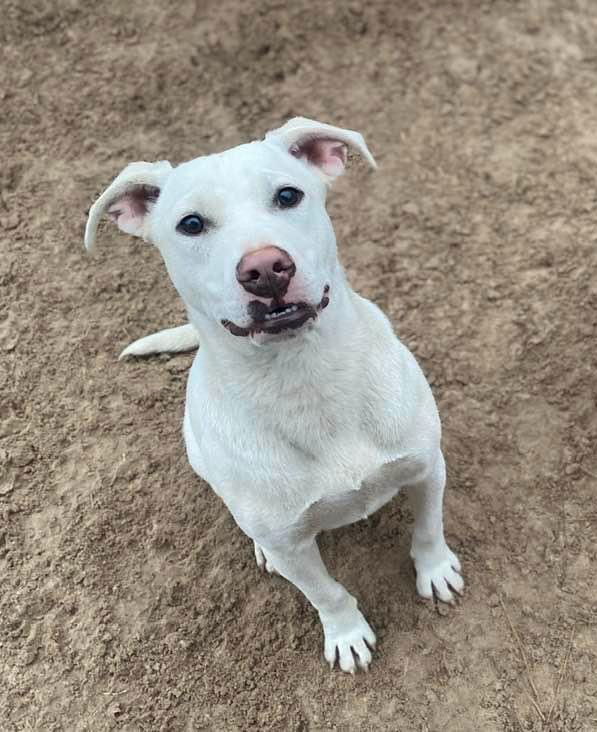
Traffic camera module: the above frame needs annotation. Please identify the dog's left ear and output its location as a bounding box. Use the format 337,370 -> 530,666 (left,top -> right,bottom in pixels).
265,117 -> 377,182
84,160 -> 172,252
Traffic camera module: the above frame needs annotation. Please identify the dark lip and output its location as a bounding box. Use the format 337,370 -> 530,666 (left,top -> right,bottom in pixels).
222,287 -> 330,338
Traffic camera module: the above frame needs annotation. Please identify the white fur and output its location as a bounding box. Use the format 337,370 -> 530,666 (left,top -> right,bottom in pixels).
86,117 -> 464,673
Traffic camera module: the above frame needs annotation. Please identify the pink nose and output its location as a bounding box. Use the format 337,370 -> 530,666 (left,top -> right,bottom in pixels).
236,246 -> 296,298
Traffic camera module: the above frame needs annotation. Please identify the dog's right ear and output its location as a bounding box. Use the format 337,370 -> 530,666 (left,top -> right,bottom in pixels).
84,160 -> 172,252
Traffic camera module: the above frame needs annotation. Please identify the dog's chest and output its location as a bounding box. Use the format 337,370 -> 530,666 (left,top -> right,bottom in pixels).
183,316 -> 430,528
185,372 -> 391,523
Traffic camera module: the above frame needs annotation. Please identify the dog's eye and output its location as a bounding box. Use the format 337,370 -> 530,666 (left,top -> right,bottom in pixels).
177,214 -> 204,236
275,187 -> 303,209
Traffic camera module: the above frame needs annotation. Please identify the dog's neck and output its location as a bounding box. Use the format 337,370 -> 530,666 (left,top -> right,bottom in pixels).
187,279 -> 363,410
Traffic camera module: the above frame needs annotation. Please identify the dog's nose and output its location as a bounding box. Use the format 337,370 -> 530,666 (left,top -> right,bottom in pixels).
236,246 -> 296,298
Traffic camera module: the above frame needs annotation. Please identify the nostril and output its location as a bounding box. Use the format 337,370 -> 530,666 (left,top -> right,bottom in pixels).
236,247 -> 295,294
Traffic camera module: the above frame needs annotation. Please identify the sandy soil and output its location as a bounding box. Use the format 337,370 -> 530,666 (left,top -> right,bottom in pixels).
2,0 -> 597,729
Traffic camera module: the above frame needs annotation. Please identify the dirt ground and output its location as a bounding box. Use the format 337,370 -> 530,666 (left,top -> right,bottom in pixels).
2,0 -> 597,729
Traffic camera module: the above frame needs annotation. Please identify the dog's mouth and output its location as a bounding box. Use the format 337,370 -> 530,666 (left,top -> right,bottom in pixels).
222,286 -> 330,338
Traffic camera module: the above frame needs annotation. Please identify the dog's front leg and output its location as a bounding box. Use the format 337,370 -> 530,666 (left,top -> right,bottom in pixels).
408,451 -> 465,603
262,537 -> 376,672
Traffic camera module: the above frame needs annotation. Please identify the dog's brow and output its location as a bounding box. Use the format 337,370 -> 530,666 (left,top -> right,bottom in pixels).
260,168 -> 295,178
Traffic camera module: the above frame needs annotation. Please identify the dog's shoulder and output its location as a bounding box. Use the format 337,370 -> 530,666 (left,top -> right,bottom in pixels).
351,292 -> 442,459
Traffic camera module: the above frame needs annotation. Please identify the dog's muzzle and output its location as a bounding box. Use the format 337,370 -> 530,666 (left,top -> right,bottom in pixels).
222,286 -> 330,337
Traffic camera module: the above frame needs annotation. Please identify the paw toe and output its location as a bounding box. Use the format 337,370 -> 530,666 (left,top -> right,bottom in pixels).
414,547 -> 465,605
416,574 -> 433,599
352,638 -> 373,670
338,647 -> 357,673
254,542 -> 266,569
432,578 -> 455,604
322,610 -> 376,673
448,568 -> 464,594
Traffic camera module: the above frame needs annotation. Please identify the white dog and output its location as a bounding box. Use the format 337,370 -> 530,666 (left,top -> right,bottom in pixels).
85,118 -> 464,673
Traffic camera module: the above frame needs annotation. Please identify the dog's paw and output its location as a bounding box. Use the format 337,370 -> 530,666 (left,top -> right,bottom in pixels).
253,542 -> 277,574
412,543 -> 464,604
320,605 -> 376,673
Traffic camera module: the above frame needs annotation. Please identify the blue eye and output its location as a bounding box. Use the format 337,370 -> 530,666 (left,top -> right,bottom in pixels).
177,214 -> 204,236
276,187 -> 303,208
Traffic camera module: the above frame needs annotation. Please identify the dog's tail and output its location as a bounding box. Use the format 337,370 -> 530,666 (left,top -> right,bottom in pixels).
119,324 -> 200,360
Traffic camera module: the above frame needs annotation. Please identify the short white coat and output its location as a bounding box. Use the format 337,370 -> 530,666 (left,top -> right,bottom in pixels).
85,118 -> 464,673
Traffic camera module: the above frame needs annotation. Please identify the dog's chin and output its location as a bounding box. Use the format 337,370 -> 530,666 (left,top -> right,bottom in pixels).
221,288 -> 330,342
249,320 -> 317,346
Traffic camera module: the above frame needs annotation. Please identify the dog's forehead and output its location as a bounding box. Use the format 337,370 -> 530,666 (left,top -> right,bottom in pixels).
170,141 -> 298,193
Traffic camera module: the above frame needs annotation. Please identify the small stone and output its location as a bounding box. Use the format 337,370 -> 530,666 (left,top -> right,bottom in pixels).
108,702 -> 122,718
0,416 -> 25,438
0,479 -> 15,496
402,202 -> 420,217
18,69 -> 33,87
2,214 -> 20,231
448,56 -> 478,83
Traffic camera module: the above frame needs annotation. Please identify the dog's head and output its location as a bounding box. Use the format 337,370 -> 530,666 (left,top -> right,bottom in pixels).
85,118 -> 376,345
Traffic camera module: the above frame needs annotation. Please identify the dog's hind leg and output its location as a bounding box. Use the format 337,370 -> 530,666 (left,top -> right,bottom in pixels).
119,323 -> 199,359
253,542 -> 277,574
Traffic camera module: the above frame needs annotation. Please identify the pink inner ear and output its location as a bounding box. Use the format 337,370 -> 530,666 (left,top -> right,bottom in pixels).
291,138 -> 348,177
107,196 -> 144,236
107,185 -> 160,236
